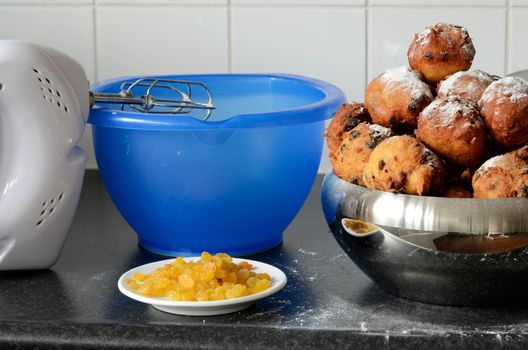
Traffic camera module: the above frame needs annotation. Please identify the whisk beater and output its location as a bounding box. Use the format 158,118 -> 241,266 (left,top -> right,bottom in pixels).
89,78 -> 215,120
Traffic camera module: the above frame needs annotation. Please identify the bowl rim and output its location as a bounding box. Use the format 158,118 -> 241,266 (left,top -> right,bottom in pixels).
88,73 -> 345,131
326,171 -> 528,203
322,172 -> 528,234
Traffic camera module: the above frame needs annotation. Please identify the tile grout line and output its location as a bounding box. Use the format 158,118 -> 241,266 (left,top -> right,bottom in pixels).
0,3 -> 521,9
368,3 -> 507,8
93,3 -> 226,8
210,3 -> 506,9
364,0 -> 369,98
505,0 -> 511,74
93,1 -> 99,82
0,3 -> 92,7
228,0 -> 233,73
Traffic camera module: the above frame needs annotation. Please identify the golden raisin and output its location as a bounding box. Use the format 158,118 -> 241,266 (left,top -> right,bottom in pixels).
237,268 -> 250,281
126,252 -> 272,301
178,274 -> 195,289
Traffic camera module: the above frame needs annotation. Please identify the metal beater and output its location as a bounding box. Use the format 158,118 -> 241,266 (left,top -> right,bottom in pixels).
89,78 -> 215,120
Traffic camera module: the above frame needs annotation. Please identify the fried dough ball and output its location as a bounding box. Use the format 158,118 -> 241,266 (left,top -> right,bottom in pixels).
416,97 -> 486,169
479,77 -> 528,149
332,122 -> 392,185
325,103 -> 371,159
472,145 -> 528,198
365,66 -> 434,134
362,135 -> 445,195
437,70 -> 497,103
408,23 -> 476,83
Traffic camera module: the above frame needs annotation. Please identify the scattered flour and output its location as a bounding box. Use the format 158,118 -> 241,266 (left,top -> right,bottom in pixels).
298,248 -> 318,256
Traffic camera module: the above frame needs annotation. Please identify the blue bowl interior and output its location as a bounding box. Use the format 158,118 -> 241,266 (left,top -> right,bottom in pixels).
204,76 -> 325,121
89,74 -> 345,129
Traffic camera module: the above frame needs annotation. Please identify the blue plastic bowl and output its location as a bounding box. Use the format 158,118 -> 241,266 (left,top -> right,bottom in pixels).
88,74 -> 345,256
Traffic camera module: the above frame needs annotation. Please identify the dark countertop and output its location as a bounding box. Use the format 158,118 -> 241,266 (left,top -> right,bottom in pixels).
1,171 -> 528,349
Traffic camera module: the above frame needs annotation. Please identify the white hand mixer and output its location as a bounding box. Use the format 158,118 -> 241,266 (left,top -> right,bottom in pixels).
0,41 -> 214,270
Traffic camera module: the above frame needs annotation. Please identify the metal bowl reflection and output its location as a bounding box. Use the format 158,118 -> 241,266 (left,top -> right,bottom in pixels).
321,172 -> 528,306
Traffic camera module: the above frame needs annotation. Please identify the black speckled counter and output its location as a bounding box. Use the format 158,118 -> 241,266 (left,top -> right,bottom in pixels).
1,171 -> 528,349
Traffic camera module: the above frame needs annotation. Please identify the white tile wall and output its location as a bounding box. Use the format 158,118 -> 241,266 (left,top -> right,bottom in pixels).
97,0 -> 226,4
0,1 -> 525,173
370,0 -> 505,5
0,7 -> 95,80
510,7 -> 528,74
511,0 -> 528,5
233,0 -> 364,4
96,7 -> 229,79
368,7 -> 507,81
0,0 -> 92,3
232,8 -> 365,101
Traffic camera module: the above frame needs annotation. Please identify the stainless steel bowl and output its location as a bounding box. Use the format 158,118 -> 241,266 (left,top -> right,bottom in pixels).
321,172 -> 528,306
508,69 -> 528,79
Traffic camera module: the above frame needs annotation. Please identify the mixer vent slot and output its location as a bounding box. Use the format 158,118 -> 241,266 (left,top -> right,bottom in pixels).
36,192 -> 64,227
33,67 -> 69,114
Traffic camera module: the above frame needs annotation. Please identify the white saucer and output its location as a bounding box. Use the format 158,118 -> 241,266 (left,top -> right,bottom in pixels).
118,257 -> 287,316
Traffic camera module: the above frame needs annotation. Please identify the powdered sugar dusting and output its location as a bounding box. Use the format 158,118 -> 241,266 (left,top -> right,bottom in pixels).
380,66 -> 433,99
440,99 -> 477,117
475,154 -> 502,175
414,27 -> 432,47
368,123 -> 392,135
460,29 -> 475,57
421,98 -> 478,128
438,70 -> 495,100
481,76 -> 528,104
